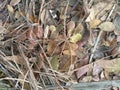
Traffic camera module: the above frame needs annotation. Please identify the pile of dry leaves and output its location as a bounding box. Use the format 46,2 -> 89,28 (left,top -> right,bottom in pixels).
0,0 -> 120,90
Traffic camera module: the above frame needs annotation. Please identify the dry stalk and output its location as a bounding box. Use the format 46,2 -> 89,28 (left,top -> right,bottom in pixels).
89,4 -> 116,63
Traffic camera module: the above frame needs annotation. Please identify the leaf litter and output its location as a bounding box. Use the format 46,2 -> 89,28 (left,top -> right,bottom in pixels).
0,0 -> 120,90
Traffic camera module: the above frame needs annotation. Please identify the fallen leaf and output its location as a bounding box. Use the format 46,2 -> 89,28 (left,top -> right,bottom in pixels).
59,56 -> 76,72
62,42 -> 78,50
74,23 -> 83,34
5,55 -> 23,64
76,64 -> 93,79
63,50 -> 76,56
10,0 -> 21,6
117,35 -> 120,42
7,5 -> 14,13
67,21 -> 75,36
98,22 -> 115,32
33,26 -> 43,38
89,19 -> 101,28
113,14 -> 120,35
15,11 -> 20,19
81,76 -> 93,82
49,25 -> 56,32
0,20 -> 8,40
85,8 -> 95,22
47,40 -> 60,55
70,33 -> 82,43
50,55 -> 59,71
75,58 -> 120,79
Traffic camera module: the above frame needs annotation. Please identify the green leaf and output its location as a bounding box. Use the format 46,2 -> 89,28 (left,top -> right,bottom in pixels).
50,55 -> 59,71
70,33 -> 82,43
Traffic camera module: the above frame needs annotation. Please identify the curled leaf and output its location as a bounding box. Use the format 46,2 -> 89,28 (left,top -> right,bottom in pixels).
98,22 -> 115,32
70,33 -> 82,43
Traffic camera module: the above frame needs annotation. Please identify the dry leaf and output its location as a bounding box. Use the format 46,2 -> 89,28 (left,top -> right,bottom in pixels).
50,55 -> 59,71
47,40 -> 60,55
5,55 -> 23,64
113,14 -> 120,35
49,25 -> 56,32
15,11 -> 20,19
63,50 -> 76,56
7,5 -> 14,13
89,19 -> 101,28
76,58 -> 120,79
10,0 -> 21,6
59,56 -> 76,72
67,21 -> 75,36
70,33 -> 82,43
74,23 -> 83,34
33,26 -> 43,38
98,22 -> 115,32
62,42 -> 78,50
0,20 -> 8,40
86,8 -> 95,22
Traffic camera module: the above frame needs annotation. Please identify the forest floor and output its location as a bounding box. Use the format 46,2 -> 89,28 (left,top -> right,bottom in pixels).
0,0 -> 120,90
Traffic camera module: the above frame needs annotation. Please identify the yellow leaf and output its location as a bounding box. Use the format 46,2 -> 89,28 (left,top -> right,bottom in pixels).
70,33 -> 82,43
89,19 -> 101,28
7,5 -> 14,13
49,25 -> 56,32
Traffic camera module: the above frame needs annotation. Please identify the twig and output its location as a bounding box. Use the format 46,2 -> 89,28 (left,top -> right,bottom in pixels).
89,4 -> 116,63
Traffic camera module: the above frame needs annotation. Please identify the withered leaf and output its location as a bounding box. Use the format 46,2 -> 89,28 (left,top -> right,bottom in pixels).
7,5 -> 14,13
98,22 -> 115,32
63,50 -> 76,56
89,19 -> 101,28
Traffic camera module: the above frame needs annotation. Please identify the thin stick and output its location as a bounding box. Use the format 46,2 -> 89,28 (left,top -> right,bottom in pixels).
89,4 -> 116,63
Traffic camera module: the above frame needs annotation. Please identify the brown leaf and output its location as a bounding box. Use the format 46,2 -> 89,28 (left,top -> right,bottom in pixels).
76,64 -> 92,79
59,56 -> 76,72
62,42 -> 78,51
75,58 -> 120,79
5,55 -> 23,64
33,26 -> 43,38
26,28 -> 36,41
89,19 -> 101,28
63,50 -> 76,56
47,40 -> 60,55
67,21 -> 75,36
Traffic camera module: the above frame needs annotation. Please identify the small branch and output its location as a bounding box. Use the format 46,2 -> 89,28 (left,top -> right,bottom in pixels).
89,4 -> 116,63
